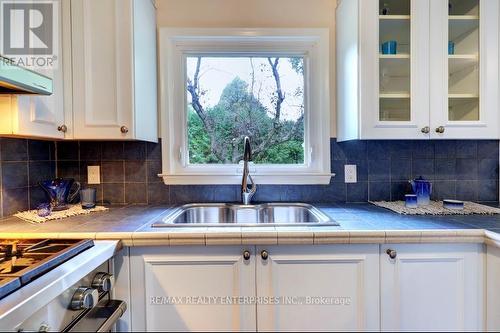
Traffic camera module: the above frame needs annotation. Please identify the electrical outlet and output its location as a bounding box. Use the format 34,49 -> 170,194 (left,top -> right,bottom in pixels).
88,166 -> 101,184
345,165 -> 357,183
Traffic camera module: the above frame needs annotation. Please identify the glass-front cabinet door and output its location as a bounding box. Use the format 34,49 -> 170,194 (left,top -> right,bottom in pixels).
359,0 -> 430,139
430,0 -> 499,139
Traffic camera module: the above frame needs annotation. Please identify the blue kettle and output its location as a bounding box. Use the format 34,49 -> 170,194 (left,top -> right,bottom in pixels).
409,176 -> 432,206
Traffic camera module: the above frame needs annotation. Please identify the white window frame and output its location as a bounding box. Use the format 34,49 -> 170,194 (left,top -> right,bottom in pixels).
159,28 -> 332,185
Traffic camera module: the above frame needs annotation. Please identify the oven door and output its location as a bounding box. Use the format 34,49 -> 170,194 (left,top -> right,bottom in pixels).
65,299 -> 127,332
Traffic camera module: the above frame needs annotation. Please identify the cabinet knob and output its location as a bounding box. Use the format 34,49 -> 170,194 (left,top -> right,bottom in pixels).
70,287 -> 99,310
421,126 -> 430,134
92,272 -> 114,292
386,249 -> 397,259
435,126 -> 445,134
261,250 -> 269,260
120,126 -> 129,134
243,250 -> 251,261
57,124 -> 67,133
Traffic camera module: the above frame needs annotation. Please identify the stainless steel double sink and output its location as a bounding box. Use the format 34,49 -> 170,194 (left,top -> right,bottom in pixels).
152,203 -> 339,227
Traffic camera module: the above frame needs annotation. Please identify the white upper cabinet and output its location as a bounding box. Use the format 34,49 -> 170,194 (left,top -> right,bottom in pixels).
336,0 -> 499,141
70,0 -> 158,142
430,0 -> 498,139
0,0 -> 70,139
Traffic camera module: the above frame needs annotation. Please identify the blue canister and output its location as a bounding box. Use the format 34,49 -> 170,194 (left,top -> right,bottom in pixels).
448,41 -> 455,55
381,41 -> 397,55
405,194 -> 418,208
409,176 -> 432,206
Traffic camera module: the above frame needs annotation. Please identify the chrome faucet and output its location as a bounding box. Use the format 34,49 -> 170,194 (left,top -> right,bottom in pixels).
241,136 -> 257,205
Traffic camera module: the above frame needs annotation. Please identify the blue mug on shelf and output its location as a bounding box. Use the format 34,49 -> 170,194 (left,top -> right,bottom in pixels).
448,41 -> 455,55
381,41 -> 397,55
409,176 -> 432,206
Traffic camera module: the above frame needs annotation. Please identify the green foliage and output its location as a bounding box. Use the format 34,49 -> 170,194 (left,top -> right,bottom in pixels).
188,76 -> 304,164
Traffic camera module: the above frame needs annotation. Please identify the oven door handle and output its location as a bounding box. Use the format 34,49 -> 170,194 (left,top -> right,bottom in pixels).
66,299 -> 127,332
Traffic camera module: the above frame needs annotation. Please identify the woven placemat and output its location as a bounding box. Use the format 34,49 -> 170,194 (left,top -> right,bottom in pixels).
14,205 -> 109,224
370,201 -> 500,215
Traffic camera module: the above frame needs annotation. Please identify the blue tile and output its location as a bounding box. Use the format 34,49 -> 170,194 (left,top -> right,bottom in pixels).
335,140 -> 367,160
331,139 -> 346,161
478,159 -> 499,180
478,180 -> 499,202
413,140 -> 434,159
412,159 -> 434,180
80,141 -> 102,160
323,182 -> 346,203
369,181 -> 391,201
367,141 -> 391,160
432,181 -> 456,200
456,141 -> 477,158
147,183 -> 170,204
456,180 -> 478,201
147,160 -> 163,183
102,142 -> 124,160
79,160 -> 100,183
391,181 -> 412,201
434,140 -> 456,159
1,138 -> 27,161
57,161 -> 80,181
434,159 -> 456,180
2,162 -> 28,189
213,185 -> 238,203
456,159 -> 478,180
477,140 -> 499,159
125,161 -> 147,183
147,139 -> 162,160
56,141 -> 79,161
124,142 -> 147,160
101,161 -> 124,183
29,161 -> 56,186
368,159 -> 390,181
125,183 -> 147,204
253,185 -> 287,202
2,188 -> 29,215
28,140 -> 52,161
331,160 -> 345,183
391,159 -> 411,181
170,185 -> 216,204
103,183 -> 125,204
347,182 -> 368,203
390,140 -> 414,158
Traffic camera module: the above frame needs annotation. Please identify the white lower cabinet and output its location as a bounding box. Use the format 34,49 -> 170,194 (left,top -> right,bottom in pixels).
487,245 -> 500,331
256,245 -> 380,331
380,243 -> 485,331
129,245 -> 380,332
126,243 -> 485,332
129,246 -> 256,331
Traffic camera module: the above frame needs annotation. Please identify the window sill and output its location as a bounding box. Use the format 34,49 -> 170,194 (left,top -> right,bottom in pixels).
159,173 -> 335,185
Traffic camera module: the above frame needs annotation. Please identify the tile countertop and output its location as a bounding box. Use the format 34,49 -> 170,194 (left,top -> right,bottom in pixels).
0,203 -> 499,247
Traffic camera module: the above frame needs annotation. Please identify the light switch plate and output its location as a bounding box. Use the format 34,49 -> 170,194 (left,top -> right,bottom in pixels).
345,165 -> 357,183
87,165 -> 101,184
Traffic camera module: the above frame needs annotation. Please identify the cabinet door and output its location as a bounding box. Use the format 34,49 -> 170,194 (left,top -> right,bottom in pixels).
256,245 -> 380,331
429,0 -> 499,138
71,0 -> 134,139
487,245 -> 500,331
129,246 -> 256,332
360,0 -> 430,139
381,243 -> 484,331
1,0 -> 66,139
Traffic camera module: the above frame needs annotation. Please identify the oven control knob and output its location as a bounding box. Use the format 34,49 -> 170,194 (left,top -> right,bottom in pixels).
71,287 -> 99,310
92,272 -> 115,292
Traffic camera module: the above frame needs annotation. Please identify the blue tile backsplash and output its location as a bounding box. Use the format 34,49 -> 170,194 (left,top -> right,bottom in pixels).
0,137 -> 498,217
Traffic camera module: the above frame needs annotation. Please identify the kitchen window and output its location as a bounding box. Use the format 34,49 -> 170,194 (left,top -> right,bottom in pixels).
159,28 -> 331,185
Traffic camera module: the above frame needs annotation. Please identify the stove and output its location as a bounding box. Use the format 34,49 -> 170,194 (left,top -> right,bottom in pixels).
0,239 -> 125,332
0,239 -> 94,299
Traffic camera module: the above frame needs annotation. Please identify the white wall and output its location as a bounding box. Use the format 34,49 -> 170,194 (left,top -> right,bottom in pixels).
156,0 -> 338,137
